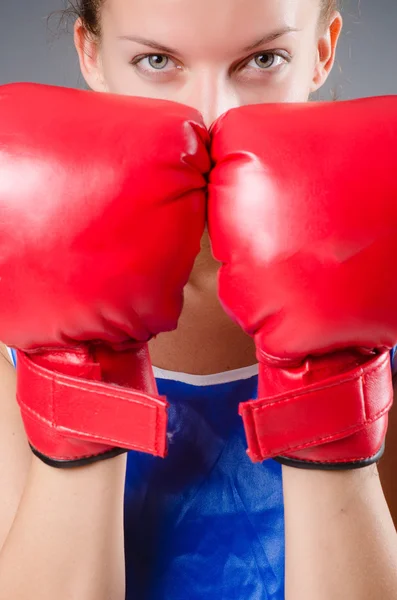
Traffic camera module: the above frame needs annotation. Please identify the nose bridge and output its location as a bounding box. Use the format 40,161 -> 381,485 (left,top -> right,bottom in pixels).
184,67 -> 241,126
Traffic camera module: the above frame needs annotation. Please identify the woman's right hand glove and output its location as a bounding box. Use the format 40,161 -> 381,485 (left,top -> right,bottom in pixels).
0,83 -> 210,467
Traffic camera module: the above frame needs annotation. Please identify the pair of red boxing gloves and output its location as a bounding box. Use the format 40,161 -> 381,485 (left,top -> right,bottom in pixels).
0,83 -> 396,470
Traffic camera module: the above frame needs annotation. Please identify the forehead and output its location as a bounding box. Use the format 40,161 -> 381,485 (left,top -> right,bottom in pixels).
103,0 -> 320,54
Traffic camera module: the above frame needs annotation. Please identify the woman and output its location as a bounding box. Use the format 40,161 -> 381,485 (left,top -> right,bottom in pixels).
0,1 -> 396,599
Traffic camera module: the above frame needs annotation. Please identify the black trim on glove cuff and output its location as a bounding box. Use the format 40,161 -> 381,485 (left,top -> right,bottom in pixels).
29,444 -> 128,469
273,442 -> 385,471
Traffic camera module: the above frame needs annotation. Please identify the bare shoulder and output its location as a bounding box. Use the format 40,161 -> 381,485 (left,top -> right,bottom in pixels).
0,342 -> 31,550
0,342 -> 13,364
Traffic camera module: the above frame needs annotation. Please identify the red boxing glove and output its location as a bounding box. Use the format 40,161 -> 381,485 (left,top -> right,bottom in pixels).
209,98 -> 397,469
0,83 -> 209,467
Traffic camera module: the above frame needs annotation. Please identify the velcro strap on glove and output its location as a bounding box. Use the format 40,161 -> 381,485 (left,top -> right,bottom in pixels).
239,350 -> 393,463
16,350 -> 169,458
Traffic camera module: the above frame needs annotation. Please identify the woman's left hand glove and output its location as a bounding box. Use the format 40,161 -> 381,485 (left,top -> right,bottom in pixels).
208,97 -> 397,469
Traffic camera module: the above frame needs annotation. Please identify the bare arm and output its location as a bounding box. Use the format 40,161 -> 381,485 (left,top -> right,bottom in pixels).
0,344 -> 31,548
0,344 -> 127,600
0,454 -> 127,600
283,464 -> 397,600
377,382 -> 397,529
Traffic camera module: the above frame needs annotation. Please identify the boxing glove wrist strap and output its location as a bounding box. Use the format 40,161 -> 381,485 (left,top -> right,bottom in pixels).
239,350 -> 392,463
16,350 -> 169,463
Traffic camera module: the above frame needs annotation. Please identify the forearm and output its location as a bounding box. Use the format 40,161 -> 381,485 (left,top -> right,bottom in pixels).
283,464 -> 397,600
0,350 -> 31,548
377,383 -> 397,529
0,453 -> 127,600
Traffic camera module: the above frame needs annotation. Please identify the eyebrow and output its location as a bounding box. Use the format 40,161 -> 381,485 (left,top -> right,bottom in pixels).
117,36 -> 182,56
117,27 -> 301,56
242,27 -> 301,52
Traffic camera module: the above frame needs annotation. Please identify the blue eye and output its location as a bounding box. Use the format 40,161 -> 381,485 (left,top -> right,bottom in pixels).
147,55 -> 169,70
132,54 -> 180,75
247,53 -> 286,70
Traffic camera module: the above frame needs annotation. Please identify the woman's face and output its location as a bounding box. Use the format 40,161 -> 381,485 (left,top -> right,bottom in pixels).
76,0 -> 342,125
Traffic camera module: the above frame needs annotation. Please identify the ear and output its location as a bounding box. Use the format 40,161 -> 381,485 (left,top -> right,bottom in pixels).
74,18 -> 106,92
310,12 -> 343,93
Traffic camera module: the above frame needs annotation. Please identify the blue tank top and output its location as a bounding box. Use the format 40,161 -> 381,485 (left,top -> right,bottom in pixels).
124,366 -> 285,600
8,348 -> 397,600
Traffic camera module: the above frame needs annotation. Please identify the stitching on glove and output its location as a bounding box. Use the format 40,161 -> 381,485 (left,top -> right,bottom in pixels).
249,354 -> 388,422
21,354 -> 166,407
18,401 -> 161,452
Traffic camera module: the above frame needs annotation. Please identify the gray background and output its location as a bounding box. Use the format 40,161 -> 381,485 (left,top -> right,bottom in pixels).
0,0 -> 396,98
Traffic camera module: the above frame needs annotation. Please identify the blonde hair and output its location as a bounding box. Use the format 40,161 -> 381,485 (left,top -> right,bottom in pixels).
321,0 -> 340,23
